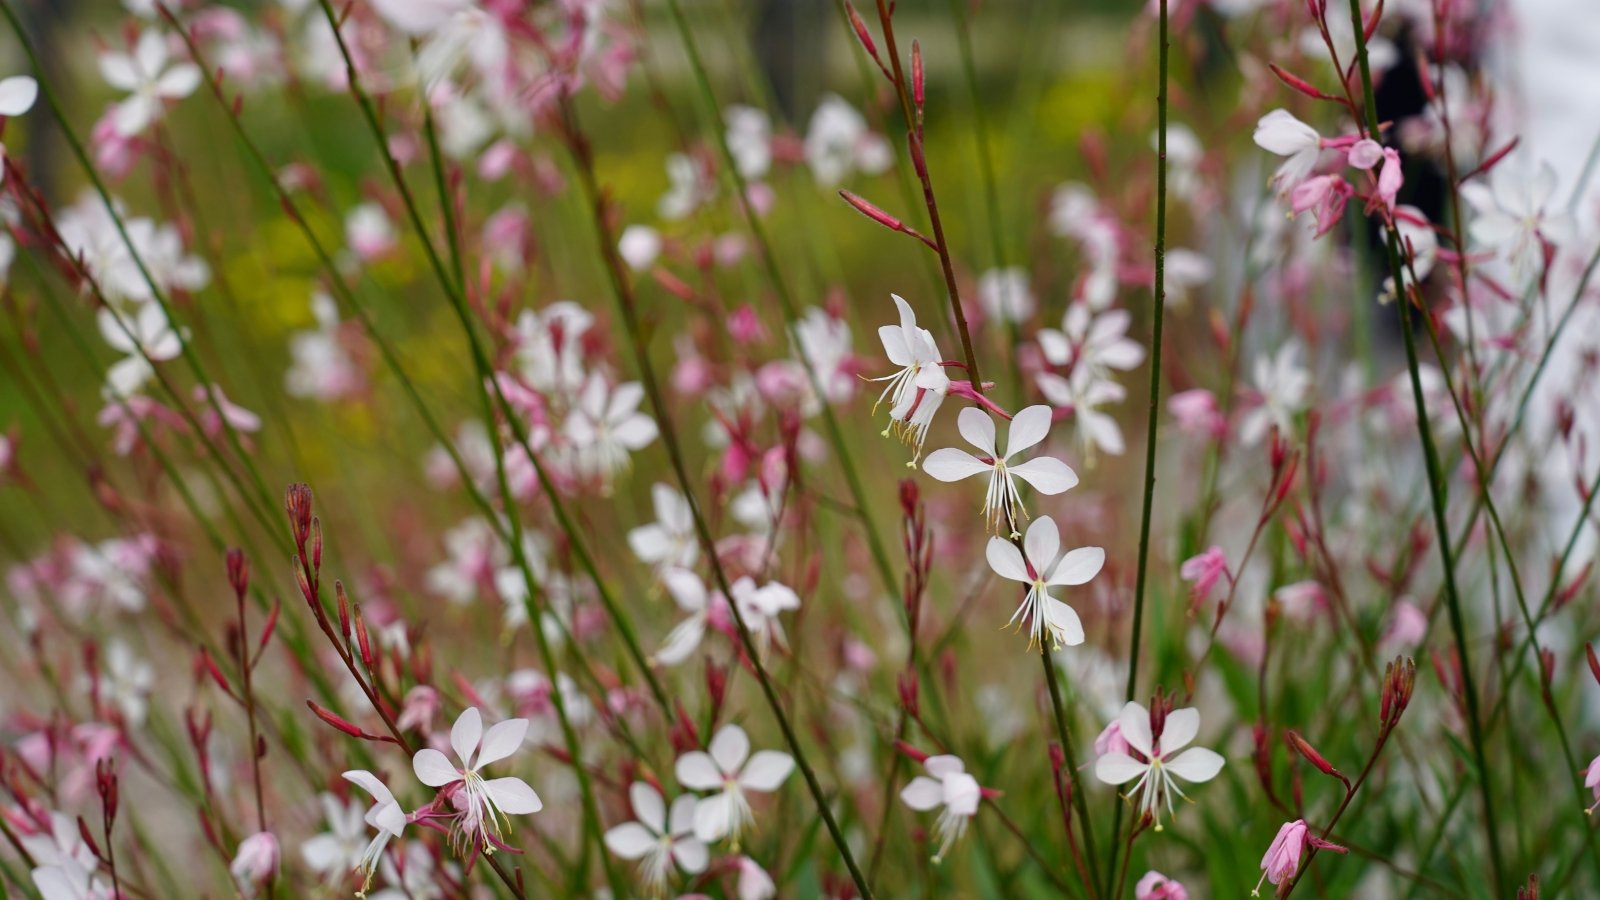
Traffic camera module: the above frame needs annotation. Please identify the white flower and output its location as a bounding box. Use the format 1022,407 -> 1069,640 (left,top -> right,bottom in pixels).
345,202 -> 396,260
870,294 -> 950,464
413,707 -> 543,852
793,307 -> 856,406
341,770 -> 408,893
370,0 -> 505,86
658,153 -> 711,221
1253,109 -> 1323,195
1460,158 -> 1575,287
285,291 -> 362,400
108,218 -> 209,302
736,856 -> 777,900
1238,342 -> 1310,446
985,516 -> 1103,650
729,577 -> 800,659
977,267 -> 1035,323
804,94 -> 889,186
229,831 -> 279,898
97,302 -> 183,396
725,105 -> 772,181
1037,370 -> 1127,461
0,75 -> 39,187
628,483 -> 699,570
31,858 -> 112,900
652,568 -> 720,666
604,782 -> 710,894
514,301 -> 593,400
96,639 -> 154,727
923,406 -> 1079,536
565,376 -> 659,484
675,724 -> 795,845
1094,701 -> 1225,829
300,793 -> 366,878
900,755 -> 981,862
98,31 -> 200,137
1038,304 -> 1145,384
618,225 -> 662,271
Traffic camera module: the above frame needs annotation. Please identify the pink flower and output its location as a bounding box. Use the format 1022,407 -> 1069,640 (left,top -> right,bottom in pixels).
1374,148 -> 1403,213
1180,546 -> 1230,608
1092,720 -> 1130,757
1290,175 -> 1353,237
1136,870 -> 1189,900
1380,599 -> 1426,651
1168,388 -> 1225,439
230,831 -> 279,897
1255,819 -> 1346,895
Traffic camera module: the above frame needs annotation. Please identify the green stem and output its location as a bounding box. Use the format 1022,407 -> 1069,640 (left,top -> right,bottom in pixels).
1109,0 -> 1170,889
1342,0 -> 1504,889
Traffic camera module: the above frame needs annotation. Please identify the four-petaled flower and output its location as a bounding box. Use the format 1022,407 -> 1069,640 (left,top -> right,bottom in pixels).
923,406 -> 1079,537
986,516 -> 1104,651
413,707 -> 543,854
98,30 -> 201,137
871,294 -> 950,464
1253,818 -> 1346,896
899,754 -> 981,863
1094,701 -> 1225,830
675,724 -> 795,846
342,769 -> 408,895
604,781 -> 710,896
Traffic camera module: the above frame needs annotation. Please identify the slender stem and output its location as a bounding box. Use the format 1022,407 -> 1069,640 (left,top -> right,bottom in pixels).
558,94 -> 874,898
1342,0 -> 1504,889
1109,0 -> 1170,888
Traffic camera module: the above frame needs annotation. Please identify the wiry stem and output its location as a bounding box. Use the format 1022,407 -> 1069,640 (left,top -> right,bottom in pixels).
1342,0 -> 1504,890
1109,0 -> 1170,889
557,94 -> 874,898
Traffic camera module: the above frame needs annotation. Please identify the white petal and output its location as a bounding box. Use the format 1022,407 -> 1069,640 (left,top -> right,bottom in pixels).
709,724 -> 750,774
1163,747 -> 1225,783
450,706 -> 483,768
630,782 -> 667,833
604,822 -> 656,860
113,94 -> 156,137
156,64 -> 200,98
371,801 -> 407,836
922,448 -> 991,482
672,838 -> 710,874
1047,547 -> 1105,587
668,794 -> 698,836
1024,516 -> 1061,574
0,76 -> 37,116
1158,708 -> 1200,757
661,568 -> 707,613
1094,751 -> 1147,785
654,615 -> 706,666
1043,597 -> 1085,646
412,748 -> 460,787
879,324 -> 913,367
692,794 -> 734,842
675,751 -> 723,790
924,755 -> 965,778
944,772 -> 981,816
475,718 -> 528,769
1118,701 -> 1154,757
1007,457 -> 1079,494
738,751 -> 794,792
900,776 -> 943,811
985,537 -> 1030,582
956,406 -> 998,456
1005,405 -> 1053,457
483,777 -> 543,815
342,770 -> 395,805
